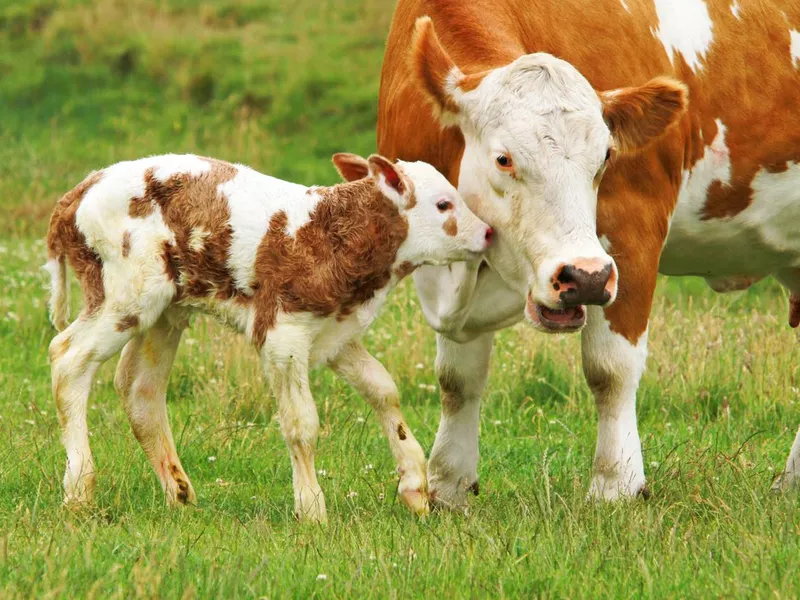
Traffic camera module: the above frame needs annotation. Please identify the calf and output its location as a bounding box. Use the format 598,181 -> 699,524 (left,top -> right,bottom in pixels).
45,152 -> 491,521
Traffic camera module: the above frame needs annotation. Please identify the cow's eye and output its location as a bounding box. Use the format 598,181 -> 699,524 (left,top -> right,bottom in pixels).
496,154 -> 513,170
605,148 -> 613,162
436,199 -> 453,212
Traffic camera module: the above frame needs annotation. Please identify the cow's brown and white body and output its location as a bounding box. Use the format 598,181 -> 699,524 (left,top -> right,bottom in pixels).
378,0 -> 800,507
45,152 -> 491,520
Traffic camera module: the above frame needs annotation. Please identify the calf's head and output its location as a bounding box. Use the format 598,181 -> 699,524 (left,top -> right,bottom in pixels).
332,153 -> 492,266
411,17 -> 688,332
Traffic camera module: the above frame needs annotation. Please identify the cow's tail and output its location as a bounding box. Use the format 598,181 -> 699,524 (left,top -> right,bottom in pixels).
43,253 -> 69,331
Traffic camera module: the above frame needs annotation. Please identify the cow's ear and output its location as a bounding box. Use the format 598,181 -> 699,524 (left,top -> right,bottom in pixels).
332,153 -> 369,182
600,77 -> 688,154
410,17 -> 486,126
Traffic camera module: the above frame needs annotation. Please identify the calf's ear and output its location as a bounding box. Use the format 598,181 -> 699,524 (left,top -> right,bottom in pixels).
332,152 -> 370,182
600,77 -> 688,154
367,154 -> 412,209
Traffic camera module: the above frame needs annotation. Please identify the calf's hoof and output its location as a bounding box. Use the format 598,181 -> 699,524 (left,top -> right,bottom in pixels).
398,472 -> 429,516
63,472 -> 96,508
587,469 -> 647,501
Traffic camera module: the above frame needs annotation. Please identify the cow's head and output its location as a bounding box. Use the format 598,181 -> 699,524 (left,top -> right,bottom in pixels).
410,17 -> 688,332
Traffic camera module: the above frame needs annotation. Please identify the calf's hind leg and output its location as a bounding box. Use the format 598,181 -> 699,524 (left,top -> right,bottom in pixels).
331,341 -> 428,515
114,310 -> 195,505
50,313 -> 137,505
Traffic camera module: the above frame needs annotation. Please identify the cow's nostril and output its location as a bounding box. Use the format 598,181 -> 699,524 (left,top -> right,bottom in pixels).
557,264 -> 576,284
485,227 -> 494,244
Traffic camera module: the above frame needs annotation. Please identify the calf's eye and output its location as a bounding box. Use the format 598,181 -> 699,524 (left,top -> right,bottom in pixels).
436,199 -> 453,212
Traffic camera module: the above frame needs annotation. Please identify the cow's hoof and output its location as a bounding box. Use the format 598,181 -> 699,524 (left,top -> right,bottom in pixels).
771,472 -> 797,493
428,475 -> 476,513
587,470 -> 647,501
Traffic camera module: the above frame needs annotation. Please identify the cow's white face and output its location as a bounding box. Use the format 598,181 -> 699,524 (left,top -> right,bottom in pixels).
411,17 -> 687,332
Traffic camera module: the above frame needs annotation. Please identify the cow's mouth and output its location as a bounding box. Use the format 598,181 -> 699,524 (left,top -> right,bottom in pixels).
525,293 -> 586,332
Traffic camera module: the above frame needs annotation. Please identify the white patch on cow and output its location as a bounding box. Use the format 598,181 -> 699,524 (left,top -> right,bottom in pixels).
221,167 -> 316,295
620,0 -> 630,13
582,306 -> 647,500
790,29 -> 800,66
661,117 -> 800,278
188,227 -> 209,252
730,0 -> 741,20
653,0 -> 714,71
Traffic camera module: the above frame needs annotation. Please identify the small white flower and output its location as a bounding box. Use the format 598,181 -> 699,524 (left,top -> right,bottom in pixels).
346,490 -> 358,499
548,420 -> 555,425
650,461 -> 660,468
356,417 -> 365,423
316,574 -> 328,581
364,464 -> 374,471
24,419 -> 35,426
185,338 -> 197,346
493,420 -> 502,426
415,363 -> 424,370
408,548 -> 417,560
208,456 -> 216,462
317,469 -> 327,478
378,493 -> 385,501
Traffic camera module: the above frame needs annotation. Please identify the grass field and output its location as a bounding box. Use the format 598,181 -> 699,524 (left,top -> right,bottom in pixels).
2,1 -> 799,598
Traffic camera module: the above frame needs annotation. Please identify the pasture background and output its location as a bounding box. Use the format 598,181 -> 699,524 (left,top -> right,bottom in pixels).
1,0 -> 798,597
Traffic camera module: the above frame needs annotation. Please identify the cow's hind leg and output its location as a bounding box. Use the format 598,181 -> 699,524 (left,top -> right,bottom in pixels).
331,341 -> 428,515
50,313 -> 137,505
114,309 -> 194,505
427,332 -> 494,511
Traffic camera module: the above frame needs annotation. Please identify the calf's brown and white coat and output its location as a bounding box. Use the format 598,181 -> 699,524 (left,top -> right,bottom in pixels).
45,152 -> 491,521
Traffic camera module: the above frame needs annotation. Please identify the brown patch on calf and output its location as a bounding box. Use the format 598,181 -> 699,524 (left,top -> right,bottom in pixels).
397,423 -> 408,440
169,464 -> 191,504
442,215 -> 458,237
49,334 -> 71,363
394,261 -> 417,280
129,160 -> 240,300
250,179 -> 409,346
46,170 -> 106,316
121,230 -> 131,257
116,314 -> 139,332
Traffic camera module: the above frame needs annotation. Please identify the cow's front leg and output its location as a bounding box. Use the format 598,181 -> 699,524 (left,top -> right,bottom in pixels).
428,332 -> 494,511
582,305 -> 649,500
331,341 -> 428,515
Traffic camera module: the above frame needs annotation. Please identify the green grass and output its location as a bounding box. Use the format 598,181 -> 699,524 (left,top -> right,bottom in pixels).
1,1 -> 800,598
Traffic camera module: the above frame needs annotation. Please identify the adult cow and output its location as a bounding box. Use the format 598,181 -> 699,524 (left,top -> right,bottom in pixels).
377,0 -> 800,507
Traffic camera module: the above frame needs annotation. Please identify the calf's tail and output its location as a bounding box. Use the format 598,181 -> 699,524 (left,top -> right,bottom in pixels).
43,254 -> 69,331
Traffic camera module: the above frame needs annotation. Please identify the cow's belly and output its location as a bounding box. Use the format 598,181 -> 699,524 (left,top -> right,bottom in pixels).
659,126 -> 800,278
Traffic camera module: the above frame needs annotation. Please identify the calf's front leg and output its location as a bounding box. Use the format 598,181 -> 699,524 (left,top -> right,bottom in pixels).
331,341 -> 428,515
262,342 -> 326,523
